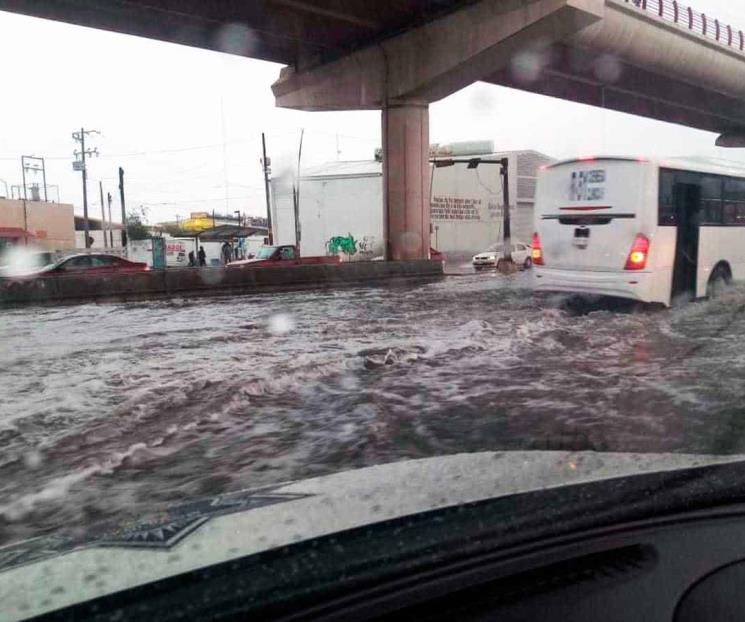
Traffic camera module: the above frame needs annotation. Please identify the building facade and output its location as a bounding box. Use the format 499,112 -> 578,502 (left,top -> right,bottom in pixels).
0,198 -> 75,251
272,144 -> 553,259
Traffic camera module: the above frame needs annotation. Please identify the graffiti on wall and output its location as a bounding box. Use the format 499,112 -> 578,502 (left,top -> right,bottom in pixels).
327,234 -> 358,255
326,234 -> 379,258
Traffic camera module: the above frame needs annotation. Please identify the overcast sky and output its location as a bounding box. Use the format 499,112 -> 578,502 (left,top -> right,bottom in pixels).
0,0 -> 742,223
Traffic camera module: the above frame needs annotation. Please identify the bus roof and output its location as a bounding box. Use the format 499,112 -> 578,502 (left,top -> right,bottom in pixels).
547,156 -> 745,178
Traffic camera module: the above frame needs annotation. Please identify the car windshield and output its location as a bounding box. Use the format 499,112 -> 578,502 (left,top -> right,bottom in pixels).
3,0 -> 745,618
256,246 -> 277,259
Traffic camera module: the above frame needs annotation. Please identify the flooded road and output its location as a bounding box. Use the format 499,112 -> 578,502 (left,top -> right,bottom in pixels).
3,271 -> 745,544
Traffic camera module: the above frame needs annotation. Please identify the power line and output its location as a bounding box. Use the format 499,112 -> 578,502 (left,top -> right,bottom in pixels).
0,129 -> 379,161
142,193 -> 263,206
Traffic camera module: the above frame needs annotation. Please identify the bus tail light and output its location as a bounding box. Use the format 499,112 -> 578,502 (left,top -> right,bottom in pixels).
624,234 -> 650,271
531,232 -> 544,265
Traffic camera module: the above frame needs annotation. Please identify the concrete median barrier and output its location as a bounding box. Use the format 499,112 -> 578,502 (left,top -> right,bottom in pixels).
0,260 -> 444,306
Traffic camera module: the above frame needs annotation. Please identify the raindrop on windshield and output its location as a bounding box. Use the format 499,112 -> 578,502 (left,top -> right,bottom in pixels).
23,450 -> 43,470
268,313 -> 295,335
214,22 -> 259,56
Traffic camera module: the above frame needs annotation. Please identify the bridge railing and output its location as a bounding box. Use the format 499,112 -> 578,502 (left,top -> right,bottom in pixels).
624,0 -> 745,52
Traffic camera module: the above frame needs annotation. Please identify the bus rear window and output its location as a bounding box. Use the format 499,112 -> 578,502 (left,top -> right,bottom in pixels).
557,216 -> 613,226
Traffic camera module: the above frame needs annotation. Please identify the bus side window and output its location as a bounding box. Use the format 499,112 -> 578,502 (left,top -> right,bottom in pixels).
703,201 -> 723,224
723,178 -> 745,226
700,175 -> 723,225
723,203 -> 738,225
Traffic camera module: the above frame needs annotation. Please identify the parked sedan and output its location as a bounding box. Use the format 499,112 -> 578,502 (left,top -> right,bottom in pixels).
37,254 -> 149,276
472,242 -> 532,271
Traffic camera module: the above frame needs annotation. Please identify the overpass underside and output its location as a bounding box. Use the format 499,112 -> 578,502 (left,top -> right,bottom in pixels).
487,41 -> 745,137
273,0 -> 745,259
4,0 -> 745,259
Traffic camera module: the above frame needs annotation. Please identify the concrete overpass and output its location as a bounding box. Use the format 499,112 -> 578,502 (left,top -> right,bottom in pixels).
4,0 -> 745,260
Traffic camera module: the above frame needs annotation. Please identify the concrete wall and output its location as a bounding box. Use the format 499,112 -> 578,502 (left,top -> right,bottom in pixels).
75,229 -> 124,249
271,176 -> 296,247
127,237 -> 188,268
0,199 -> 75,250
300,175 -> 384,259
430,150 -> 552,254
275,150 -> 551,259
0,261 -> 444,306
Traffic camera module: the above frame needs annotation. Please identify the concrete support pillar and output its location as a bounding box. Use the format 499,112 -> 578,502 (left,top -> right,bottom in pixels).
382,101 -> 430,261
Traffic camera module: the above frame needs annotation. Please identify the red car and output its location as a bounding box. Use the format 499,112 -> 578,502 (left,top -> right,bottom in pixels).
38,254 -> 149,276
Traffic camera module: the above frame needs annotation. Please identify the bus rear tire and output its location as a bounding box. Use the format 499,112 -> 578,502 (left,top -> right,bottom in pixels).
707,263 -> 732,299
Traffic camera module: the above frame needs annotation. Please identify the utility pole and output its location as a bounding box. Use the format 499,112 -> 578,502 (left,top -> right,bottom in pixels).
261,132 -> 273,244
99,181 -> 108,248
107,192 -> 114,247
72,129 -> 100,249
119,167 -> 127,248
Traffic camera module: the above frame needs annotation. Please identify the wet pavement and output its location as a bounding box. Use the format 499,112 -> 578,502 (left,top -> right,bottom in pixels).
3,269 -> 745,545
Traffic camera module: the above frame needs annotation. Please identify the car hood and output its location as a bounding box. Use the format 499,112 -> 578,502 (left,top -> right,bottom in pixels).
2,450 -> 743,620
227,257 -> 268,266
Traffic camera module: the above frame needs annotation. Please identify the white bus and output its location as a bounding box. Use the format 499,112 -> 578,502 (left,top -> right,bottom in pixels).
532,157 -> 745,306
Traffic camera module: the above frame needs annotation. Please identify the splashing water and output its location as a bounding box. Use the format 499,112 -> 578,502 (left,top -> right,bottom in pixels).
2,274 -> 745,544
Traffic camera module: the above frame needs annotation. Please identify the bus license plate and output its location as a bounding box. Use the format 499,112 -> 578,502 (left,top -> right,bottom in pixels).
573,227 -> 589,249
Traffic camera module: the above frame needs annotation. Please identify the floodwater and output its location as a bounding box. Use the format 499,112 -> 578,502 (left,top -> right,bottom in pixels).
2,270 -> 745,544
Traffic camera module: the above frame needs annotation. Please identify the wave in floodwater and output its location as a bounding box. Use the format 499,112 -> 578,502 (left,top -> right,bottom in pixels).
3,274 -> 745,543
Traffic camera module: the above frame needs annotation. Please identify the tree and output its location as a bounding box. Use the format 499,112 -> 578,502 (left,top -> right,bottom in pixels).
127,205 -> 150,240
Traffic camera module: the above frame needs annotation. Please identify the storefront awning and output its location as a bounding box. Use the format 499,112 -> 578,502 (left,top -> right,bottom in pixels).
0,227 -> 36,240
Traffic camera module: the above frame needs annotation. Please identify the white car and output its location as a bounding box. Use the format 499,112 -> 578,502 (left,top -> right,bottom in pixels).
472,242 -> 533,270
